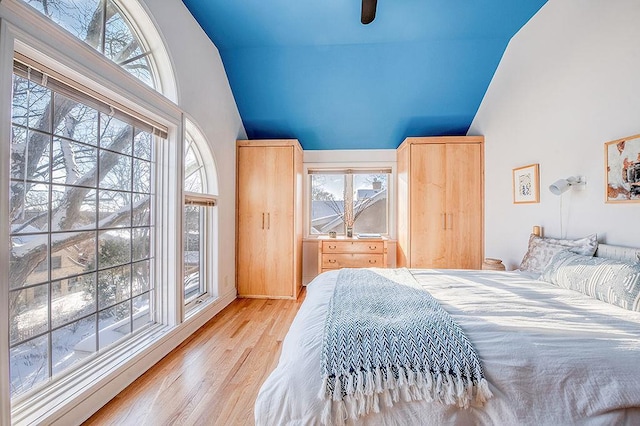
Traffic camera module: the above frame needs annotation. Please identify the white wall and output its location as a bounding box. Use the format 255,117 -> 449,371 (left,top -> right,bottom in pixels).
142,0 -> 246,296
469,0 -> 640,269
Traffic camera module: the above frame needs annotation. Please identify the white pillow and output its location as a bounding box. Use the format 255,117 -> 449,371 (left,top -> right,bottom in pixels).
519,233 -> 598,274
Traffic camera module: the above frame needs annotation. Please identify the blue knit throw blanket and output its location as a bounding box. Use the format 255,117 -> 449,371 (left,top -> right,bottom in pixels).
319,268 -> 492,424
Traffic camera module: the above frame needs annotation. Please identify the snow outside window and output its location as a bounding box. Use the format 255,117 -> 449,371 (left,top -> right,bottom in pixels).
9,63 -> 161,398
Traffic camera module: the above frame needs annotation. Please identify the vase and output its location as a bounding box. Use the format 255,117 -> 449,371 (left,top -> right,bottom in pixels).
482,258 -> 506,271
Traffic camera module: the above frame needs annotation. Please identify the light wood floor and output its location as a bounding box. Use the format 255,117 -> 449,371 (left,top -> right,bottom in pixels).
84,292 -> 305,426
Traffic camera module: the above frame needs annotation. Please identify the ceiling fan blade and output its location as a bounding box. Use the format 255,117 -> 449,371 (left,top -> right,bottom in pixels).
361,0 -> 377,24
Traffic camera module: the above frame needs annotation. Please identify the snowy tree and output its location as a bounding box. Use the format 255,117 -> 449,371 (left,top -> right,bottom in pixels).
9,0 -> 155,397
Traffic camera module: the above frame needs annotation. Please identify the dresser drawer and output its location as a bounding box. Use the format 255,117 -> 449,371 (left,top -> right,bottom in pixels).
321,240 -> 384,254
322,253 -> 385,269
318,238 -> 388,274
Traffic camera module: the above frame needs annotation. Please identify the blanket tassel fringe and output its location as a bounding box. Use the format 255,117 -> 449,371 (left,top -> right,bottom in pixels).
320,366 -> 493,426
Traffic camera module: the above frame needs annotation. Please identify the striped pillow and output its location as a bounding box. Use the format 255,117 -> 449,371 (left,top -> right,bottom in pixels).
540,251 -> 640,312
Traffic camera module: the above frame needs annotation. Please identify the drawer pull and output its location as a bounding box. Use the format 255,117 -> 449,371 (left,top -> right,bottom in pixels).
368,245 -> 377,250
368,259 -> 377,264
328,259 -> 337,264
328,245 -> 337,250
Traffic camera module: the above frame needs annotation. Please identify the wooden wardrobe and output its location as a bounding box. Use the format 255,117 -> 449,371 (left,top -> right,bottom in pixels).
236,139 -> 303,299
397,136 -> 484,269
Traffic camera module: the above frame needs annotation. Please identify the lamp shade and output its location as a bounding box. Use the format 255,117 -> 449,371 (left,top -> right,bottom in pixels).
549,179 -> 571,195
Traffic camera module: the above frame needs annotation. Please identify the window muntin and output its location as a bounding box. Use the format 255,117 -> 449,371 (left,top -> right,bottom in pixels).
310,171 -> 389,236
20,0 -> 155,88
9,66 -> 157,398
184,137 -> 205,194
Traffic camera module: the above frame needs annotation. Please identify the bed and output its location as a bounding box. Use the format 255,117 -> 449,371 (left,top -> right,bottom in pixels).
255,243 -> 640,425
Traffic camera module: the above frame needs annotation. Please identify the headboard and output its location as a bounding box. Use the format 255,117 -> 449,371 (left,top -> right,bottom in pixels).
595,244 -> 640,263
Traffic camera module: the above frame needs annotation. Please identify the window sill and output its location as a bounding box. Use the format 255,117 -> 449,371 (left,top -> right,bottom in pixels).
184,294 -> 217,321
11,323 -> 170,425
11,290 -> 236,425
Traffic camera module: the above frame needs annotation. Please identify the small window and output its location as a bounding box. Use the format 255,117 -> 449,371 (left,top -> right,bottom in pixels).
183,124 -> 217,307
310,169 -> 390,236
183,204 -> 204,303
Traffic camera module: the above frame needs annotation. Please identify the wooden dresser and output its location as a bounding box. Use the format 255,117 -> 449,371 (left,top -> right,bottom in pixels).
318,237 -> 388,274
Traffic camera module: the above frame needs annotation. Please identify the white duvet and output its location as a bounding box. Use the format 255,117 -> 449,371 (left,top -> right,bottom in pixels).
255,269 -> 640,425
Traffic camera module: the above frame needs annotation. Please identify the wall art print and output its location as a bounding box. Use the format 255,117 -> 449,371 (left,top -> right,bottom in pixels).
606,134 -> 640,203
512,163 -> 540,204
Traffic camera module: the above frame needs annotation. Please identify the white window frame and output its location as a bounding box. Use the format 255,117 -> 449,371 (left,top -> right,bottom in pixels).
303,151 -> 397,240
182,197 -> 217,310
11,0 -> 177,101
0,2 -> 198,424
114,0 -> 177,102
182,119 -> 219,315
9,55 -> 163,399
308,168 -> 391,237
3,45 -> 179,426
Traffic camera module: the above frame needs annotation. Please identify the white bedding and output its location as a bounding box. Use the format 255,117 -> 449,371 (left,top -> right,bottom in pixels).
255,269 -> 640,425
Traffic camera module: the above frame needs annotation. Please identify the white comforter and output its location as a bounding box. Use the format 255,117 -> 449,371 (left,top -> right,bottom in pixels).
255,269 -> 640,425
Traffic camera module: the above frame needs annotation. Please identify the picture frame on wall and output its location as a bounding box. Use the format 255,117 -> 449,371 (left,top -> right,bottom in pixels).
512,163 -> 540,204
605,134 -> 640,203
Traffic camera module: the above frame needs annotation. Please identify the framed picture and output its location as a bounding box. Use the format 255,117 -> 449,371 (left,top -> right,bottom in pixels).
512,164 -> 540,204
605,134 -> 640,203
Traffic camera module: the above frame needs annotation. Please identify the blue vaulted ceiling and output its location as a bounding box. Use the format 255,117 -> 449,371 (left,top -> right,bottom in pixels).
182,0 -> 547,150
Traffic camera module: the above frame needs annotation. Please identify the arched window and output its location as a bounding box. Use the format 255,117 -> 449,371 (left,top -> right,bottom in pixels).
5,0 -> 179,420
19,0 -> 174,95
183,120 -> 218,308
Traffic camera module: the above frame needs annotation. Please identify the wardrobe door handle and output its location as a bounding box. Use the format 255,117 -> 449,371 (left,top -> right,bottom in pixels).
442,213 -> 446,230
448,214 -> 453,230
267,213 -> 270,230
262,213 -> 265,229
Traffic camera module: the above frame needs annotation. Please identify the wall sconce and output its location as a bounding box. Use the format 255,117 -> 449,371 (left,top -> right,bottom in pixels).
549,176 -> 586,195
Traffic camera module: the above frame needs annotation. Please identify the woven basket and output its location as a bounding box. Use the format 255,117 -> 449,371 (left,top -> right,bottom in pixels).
482,258 -> 506,271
